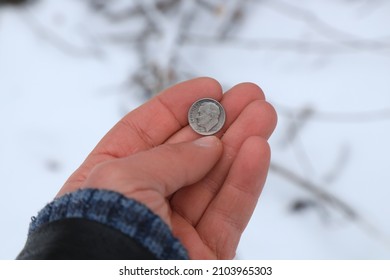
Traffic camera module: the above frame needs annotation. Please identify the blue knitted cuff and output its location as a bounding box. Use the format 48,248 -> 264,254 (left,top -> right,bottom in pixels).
29,188 -> 189,260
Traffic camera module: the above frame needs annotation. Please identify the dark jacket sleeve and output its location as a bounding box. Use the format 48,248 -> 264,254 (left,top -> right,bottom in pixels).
16,189 -> 188,260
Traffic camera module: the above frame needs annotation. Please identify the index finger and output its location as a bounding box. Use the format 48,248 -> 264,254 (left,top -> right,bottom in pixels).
60,78 -> 223,196
93,77 -> 223,158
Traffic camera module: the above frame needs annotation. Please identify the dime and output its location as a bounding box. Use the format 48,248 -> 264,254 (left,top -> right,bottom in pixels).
188,98 -> 226,135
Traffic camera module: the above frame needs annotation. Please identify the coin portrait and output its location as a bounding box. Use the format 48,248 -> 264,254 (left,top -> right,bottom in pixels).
188,98 -> 226,135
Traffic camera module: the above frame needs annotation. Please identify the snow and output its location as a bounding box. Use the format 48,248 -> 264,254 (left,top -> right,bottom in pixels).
1,0 -> 390,259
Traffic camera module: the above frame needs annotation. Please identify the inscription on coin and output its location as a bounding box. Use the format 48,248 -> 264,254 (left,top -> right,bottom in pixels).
188,98 -> 226,135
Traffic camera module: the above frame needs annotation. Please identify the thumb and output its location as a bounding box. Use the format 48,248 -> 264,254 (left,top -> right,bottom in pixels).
83,136 -> 223,197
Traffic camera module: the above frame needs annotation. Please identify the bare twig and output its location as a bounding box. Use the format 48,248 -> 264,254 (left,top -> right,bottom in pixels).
185,35 -> 390,54
322,144 -> 351,184
270,162 -> 357,219
262,0 -> 390,50
275,103 -> 390,123
20,7 -> 103,58
217,0 -> 249,39
0,0 -> 32,6
270,162 -> 390,249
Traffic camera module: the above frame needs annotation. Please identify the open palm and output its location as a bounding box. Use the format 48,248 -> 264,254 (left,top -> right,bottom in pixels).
58,77 -> 277,259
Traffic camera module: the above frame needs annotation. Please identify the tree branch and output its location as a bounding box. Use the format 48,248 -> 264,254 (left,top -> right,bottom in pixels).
269,162 -> 358,219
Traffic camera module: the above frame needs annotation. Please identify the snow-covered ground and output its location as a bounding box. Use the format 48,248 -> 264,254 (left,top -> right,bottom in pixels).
1,0 -> 390,259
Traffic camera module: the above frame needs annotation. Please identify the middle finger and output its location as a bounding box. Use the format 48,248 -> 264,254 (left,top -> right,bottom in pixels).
170,96 -> 277,226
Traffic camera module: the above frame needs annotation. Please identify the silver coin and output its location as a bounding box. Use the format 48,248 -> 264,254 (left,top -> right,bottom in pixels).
188,98 -> 226,135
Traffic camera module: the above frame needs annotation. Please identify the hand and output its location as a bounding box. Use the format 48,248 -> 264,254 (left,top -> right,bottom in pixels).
58,77 -> 277,259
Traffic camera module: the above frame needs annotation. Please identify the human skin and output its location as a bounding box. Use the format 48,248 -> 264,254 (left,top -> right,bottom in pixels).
57,77 -> 277,259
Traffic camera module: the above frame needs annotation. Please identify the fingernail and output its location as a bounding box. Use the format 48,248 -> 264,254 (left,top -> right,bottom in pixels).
193,136 -> 219,148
